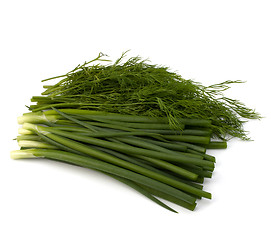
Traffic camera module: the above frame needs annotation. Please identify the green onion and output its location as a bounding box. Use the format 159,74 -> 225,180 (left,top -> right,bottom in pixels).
201,141 -> 228,149
23,123 -> 215,199
13,109 -> 218,211
163,135 -> 211,145
24,123 -> 214,169
11,149 -> 197,208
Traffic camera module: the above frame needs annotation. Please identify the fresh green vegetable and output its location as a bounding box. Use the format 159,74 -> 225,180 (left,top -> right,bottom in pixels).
11,52 -> 260,213
13,109 -> 217,211
11,148 -> 196,212
29,52 -> 260,140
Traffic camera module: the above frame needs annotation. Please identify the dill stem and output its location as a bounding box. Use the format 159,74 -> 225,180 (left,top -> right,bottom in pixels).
30,103 -> 90,112
41,74 -> 67,82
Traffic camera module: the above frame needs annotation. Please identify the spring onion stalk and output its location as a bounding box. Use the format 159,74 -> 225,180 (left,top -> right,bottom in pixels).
186,149 -> 216,162
96,137 -> 202,179
201,141 -> 228,149
17,114 -> 59,125
179,152 -> 204,160
37,133 -> 89,156
23,123 -> 214,169
10,149 -> 197,206
174,142 -> 207,153
50,109 -> 212,165
18,140 -> 58,149
144,129 -> 212,136
79,117 -> 185,130
107,175 -> 179,213
18,128 -> 33,135
42,126 -> 160,138
137,184 -> 196,211
163,135 -> 210,145
29,109 -> 212,127
88,145 -> 204,190
182,129 -> 212,136
142,138 -> 187,152
19,110 -> 213,141
23,123 -> 214,199
113,136 -> 176,154
17,139 -> 181,212
22,110 -> 214,134
16,135 -> 42,141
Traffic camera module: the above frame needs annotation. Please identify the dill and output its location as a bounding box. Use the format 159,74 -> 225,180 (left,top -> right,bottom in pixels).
30,51 -> 261,140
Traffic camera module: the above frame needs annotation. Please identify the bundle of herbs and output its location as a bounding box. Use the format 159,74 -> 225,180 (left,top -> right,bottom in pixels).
11,51 -> 260,213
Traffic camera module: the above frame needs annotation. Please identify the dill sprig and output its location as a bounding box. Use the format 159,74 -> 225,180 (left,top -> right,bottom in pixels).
30,51 -> 261,140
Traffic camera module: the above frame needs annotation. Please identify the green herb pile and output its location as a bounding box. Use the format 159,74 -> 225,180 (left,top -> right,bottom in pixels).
11,52 -> 260,213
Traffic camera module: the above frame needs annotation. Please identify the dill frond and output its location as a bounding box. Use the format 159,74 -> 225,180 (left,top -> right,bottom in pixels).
32,51 -> 261,140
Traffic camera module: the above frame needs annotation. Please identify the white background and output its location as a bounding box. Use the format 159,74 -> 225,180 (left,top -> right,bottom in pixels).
1,0 -> 271,239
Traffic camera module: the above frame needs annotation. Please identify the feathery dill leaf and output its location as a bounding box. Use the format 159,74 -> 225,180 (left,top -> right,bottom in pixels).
31,51 -> 261,140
